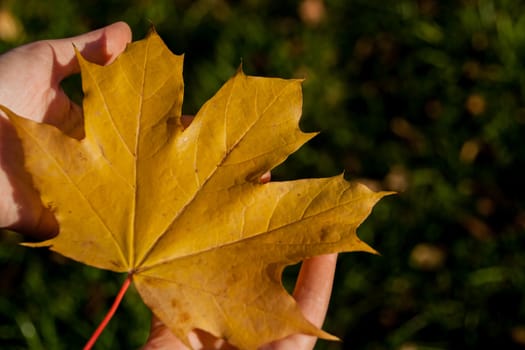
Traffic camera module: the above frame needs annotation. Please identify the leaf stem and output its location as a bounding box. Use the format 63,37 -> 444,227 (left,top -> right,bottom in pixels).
83,274 -> 132,350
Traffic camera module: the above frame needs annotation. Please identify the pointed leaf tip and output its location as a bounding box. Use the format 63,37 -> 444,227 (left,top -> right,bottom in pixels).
147,24 -> 157,36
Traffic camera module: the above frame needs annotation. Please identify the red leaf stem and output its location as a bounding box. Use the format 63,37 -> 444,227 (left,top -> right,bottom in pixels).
83,274 -> 132,350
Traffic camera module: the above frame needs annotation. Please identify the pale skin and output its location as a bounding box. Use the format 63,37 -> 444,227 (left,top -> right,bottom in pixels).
0,22 -> 337,349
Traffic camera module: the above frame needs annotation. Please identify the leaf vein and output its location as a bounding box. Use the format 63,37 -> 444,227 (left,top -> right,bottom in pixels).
137,80 -> 299,267
21,126 -> 127,267
139,188 -> 369,271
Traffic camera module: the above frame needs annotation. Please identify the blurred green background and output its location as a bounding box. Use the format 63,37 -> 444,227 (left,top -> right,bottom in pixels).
1,0 -> 525,349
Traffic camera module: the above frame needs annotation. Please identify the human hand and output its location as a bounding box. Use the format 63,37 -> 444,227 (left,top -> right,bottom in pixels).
0,22 -> 132,238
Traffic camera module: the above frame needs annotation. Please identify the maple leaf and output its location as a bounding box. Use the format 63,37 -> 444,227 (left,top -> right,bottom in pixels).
2,30 -> 391,349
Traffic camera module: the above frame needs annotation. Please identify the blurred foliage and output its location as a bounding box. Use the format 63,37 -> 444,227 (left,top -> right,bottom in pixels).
1,0 -> 525,349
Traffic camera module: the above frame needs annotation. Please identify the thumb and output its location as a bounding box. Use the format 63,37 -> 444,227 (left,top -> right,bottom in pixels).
50,21 -> 132,80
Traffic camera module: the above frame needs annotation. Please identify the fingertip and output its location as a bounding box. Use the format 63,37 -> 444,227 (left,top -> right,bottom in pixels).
103,21 -> 132,64
74,21 -> 132,66
260,171 -> 271,184
51,22 -> 132,79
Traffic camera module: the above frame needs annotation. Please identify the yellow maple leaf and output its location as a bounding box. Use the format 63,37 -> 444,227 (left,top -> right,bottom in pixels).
2,30 -> 390,349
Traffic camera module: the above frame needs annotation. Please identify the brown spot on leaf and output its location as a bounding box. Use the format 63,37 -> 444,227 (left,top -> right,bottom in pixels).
178,312 -> 190,323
